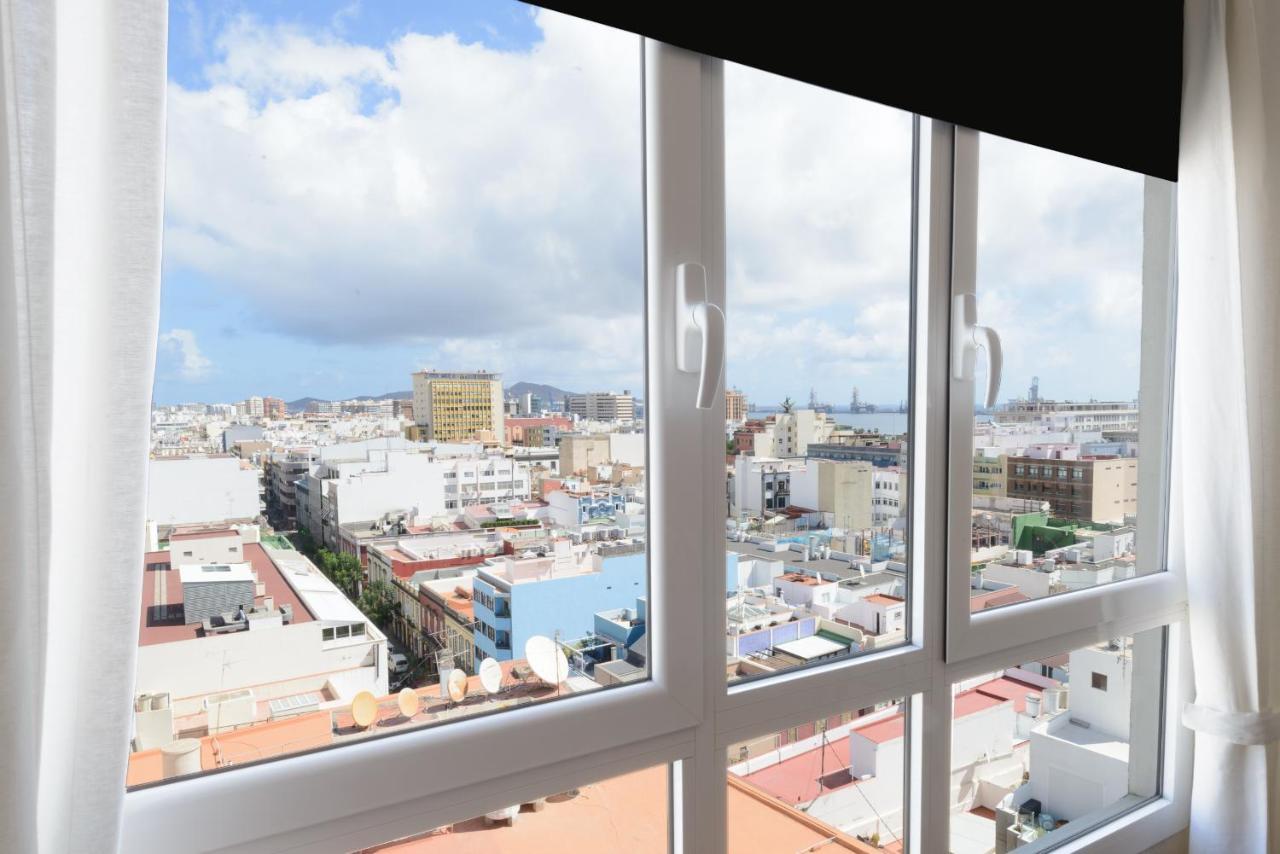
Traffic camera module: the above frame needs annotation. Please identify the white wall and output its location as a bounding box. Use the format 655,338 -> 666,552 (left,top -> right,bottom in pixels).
981,563 -> 1056,599
607,433 -> 646,466
169,535 -> 243,566
134,621 -> 386,718
1067,643 -> 1132,740
147,457 -> 259,527
1028,722 -> 1130,821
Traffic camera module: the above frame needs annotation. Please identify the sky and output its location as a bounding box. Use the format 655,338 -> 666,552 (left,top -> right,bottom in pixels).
155,0 -> 1149,408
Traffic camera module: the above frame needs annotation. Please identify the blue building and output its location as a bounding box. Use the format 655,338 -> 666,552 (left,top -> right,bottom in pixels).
471,541 -> 648,666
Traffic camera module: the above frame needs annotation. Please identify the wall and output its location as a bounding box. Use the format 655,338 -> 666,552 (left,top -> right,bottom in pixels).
473,551 -> 648,662
1028,719 -> 1130,821
147,457 -> 259,527
134,621 -> 387,718
169,534 -> 243,566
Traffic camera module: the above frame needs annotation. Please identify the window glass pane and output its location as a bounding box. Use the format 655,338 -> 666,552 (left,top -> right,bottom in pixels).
356,764 -> 667,852
948,632 -> 1163,852
132,3 -> 646,786
970,135 -> 1168,610
724,62 -> 914,683
727,700 -> 907,851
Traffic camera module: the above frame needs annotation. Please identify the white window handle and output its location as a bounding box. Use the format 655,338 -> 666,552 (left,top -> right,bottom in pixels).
952,293 -> 1003,409
675,262 -> 725,410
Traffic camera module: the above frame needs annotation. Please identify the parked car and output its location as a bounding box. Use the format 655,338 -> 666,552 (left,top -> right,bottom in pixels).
389,652 -> 409,675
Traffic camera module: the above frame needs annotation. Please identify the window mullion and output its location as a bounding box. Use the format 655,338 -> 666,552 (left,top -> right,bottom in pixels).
912,118 -> 962,854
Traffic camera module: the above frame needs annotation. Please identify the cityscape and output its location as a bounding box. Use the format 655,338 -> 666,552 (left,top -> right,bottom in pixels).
137,369 -> 1143,853
136,3 -> 1151,851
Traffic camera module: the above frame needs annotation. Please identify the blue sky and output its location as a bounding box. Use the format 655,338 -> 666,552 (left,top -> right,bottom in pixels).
155,1 -> 1146,409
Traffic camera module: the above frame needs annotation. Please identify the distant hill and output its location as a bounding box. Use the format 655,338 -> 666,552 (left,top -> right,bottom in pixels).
506,381 -> 576,403
285,390 -> 412,413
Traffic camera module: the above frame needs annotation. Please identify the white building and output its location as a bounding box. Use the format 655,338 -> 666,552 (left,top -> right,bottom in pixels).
307,447 -> 532,549
146,455 -> 260,532
566,391 -> 636,422
132,531 -> 386,752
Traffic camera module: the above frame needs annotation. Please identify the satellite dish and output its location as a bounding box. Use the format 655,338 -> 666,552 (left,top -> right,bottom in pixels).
397,687 -> 418,718
525,635 -> 569,686
351,691 -> 378,728
447,668 -> 469,703
479,657 -> 502,694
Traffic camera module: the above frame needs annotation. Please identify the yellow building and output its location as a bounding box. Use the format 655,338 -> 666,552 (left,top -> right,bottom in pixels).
973,451 -> 1007,497
411,370 -> 504,442
726,388 -> 749,423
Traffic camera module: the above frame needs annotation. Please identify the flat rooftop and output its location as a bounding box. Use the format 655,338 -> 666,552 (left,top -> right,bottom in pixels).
356,768 -> 881,854
728,539 -> 896,582
139,540 -> 315,646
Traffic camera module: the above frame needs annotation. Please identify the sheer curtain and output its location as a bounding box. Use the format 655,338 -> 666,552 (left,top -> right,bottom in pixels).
0,2 -> 166,852
1177,0 -> 1280,851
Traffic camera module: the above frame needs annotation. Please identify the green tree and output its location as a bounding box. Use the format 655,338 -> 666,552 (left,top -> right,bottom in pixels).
358,581 -> 396,627
781,396 -> 795,414
334,553 -> 363,597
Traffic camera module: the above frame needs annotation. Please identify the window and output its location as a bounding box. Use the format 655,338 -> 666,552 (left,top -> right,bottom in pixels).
1092,672 -> 1109,691
122,12 -> 1191,853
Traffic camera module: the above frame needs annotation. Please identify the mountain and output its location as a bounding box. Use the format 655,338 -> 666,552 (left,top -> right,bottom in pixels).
284,390 -> 412,413
506,381 -> 576,403
285,396 -> 326,413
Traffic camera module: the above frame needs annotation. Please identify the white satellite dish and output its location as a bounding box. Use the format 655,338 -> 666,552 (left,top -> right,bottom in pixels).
397,687 -> 419,719
525,635 -> 569,686
479,657 -> 503,694
447,668 -> 469,703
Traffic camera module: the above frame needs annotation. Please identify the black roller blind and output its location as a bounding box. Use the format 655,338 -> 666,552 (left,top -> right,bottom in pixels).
524,3 -> 1183,181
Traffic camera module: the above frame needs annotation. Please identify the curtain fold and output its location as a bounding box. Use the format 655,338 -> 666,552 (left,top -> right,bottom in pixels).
0,2 -> 166,852
1177,0 -> 1280,851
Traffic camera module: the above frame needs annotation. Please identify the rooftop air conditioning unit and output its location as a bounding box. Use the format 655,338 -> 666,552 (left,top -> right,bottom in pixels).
203,688 -> 256,732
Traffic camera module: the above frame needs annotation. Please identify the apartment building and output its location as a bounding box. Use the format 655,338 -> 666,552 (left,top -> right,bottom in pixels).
146,455 -> 260,537
470,540 -> 646,662
973,450 -> 1008,497
411,369 -> 505,442
1005,455 -> 1138,524
999,398 -> 1140,433
566,390 -> 635,421
725,387 -> 749,424
131,530 -> 386,754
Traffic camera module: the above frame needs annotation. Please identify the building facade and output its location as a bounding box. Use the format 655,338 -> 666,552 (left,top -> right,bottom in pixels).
566,391 -> 636,421
411,370 -> 504,442
1005,456 -> 1138,523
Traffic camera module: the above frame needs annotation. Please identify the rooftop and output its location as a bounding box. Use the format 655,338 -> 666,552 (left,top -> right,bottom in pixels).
127,657 -> 599,788
139,540 -> 315,646
357,767 -> 881,854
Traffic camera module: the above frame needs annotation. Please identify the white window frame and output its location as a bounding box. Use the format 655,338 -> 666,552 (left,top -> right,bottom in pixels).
944,126 -> 1186,665
120,37 -> 1193,854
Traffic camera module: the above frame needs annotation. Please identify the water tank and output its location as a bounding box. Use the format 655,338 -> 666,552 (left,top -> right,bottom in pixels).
161,738 -> 202,779
1025,694 -> 1041,718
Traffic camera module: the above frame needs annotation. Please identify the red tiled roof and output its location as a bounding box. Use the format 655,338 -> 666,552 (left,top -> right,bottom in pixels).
952,688 -> 1007,718
854,713 -> 905,744
970,676 -> 1051,714
969,588 -> 1030,612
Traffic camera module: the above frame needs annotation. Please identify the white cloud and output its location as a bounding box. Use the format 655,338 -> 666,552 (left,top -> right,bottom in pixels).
158,328 -> 213,381
163,9 -> 1153,404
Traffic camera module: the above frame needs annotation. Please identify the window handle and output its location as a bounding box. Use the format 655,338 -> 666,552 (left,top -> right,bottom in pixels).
952,293 -> 1003,409
676,262 -> 726,410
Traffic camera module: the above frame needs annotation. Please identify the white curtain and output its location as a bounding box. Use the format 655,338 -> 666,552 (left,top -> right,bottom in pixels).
0,2 -> 166,852
1177,0 -> 1280,851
